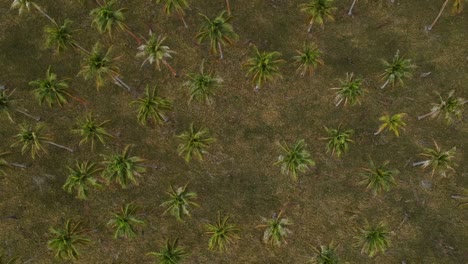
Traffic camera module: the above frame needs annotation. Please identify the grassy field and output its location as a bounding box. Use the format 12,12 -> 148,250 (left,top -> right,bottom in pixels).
0,0 -> 467,263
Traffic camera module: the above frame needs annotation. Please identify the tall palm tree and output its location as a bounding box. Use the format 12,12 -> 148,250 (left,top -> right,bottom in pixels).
177,124 -> 215,162
78,43 -> 130,90
130,85 -> 173,126
206,213 -> 240,251
156,0 -> 190,28
426,0 -> 465,31
275,139 -> 315,181
196,11 -> 238,60
418,90 -> 466,124
101,145 -> 145,188
380,51 -> 415,89
331,72 -> 364,107
323,126 -> 354,157
74,113 -> 112,150
300,0 -> 336,33
310,242 -> 339,264
184,61 -> 223,104
11,124 -> 73,159
245,46 -> 284,91
108,203 -> 144,239
161,183 -> 198,221
360,160 -> 398,196
147,238 -> 189,264
374,113 -> 407,137
90,0 -> 141,44
293,43 -> 323,76
355,221 -> 391,257
137,33 -> 177,76
29,67 -> 71,107
47,219 -> 91,260
11,0 -> 56,24
413,140 -> 456,177
0,89 -> 40,122
63,161 -> 102,200
257,211 -> 292,247
44,19 -> 89,54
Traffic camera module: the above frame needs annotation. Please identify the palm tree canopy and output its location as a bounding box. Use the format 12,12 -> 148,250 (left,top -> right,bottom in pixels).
44,19 -> 76,53
300,0 -> 336,27
137,34 -> 175,70
293,43 -> 323,76
375,113 -> 407,137
355,221 -> 391,257
205,214 -> 240,251
331,72 -> 364,106
74,113 -> 112,150
258,212 -> 292,247
323,126 -> 354,157
147,238 -> 189,264
184,61 -> 223,104
29,67 -> 71,107
156,0 -> 189,16
63,161 -> 102,200
11,0 -> 35,15
130,85 -> 173,125
245,46 -> 284,89
160,183 -> 198,220
380,51 -> 415,88
90,0 -> 126,35
196,11 -> 238,54
11,124 -> 49,159
275,139 -> 315,180
108,203 -> 144,239
78,43 -> 120,88
177,123 -> 215,162
101,145 -> 145,188
360,160 -> 398,195
47,219 -> 91,259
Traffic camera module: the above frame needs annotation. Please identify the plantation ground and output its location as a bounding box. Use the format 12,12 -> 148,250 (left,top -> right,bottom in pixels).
0,0 -> 467,263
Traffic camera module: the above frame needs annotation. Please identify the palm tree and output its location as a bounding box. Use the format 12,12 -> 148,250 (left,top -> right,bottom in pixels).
426,0 -> 465,31
413,140 -> 456,177
355,221 -> 391,257
161,183 -> 198,221
44,19 -> 89,54
29,67 -> 71,107
205,213 -> 240,251
108,203 -> 144,239
418,90 -> 466,124
323,126 -> 354,157
293,43 -> 323,76
177,124 -> 215,162
257,211 -> 292,247
63,161 -> 102,200
90,0 -> 141,44
11,0 -> 56,24
331,72 -> 364,107
156,0 -> 190,28
11,124 -> 73,159
147,238 -> 189,264
275,139 -> 315,181
184,61 -> 223,104
380,51 -> 415,89
374,113 -> 407,137
74,113 -> 112,150
310,242 -> 339,264
101,145 -> 145,188
137,33 -> 177,76
47,219 -> 91,260
78,43 -> 130,90
245,46 -> 284,91
130,85 -> 173,126
196,11 -> 238,60
0,89 -> 40,122
300,0 -> 336,33
360,160 -> 398,196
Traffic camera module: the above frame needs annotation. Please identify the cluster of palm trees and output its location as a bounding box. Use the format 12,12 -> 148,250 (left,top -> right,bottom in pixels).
2,0 -> 466,262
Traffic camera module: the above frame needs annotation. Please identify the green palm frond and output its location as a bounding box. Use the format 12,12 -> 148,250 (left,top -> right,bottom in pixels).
78,43 -> 120,88
196,11 -> 238,58
161,183 -> 198,221
90,0 -> 126,36
11,124 -> 49,159
205,213 -> 240,251
310,242 -> 339,264
108,203 -> 144,239
101,145 -> 145,188
147,238 -> 189,264
47,219 -> 91,260
245,46 -> 284,90
257,212 -> 292,247
275,139 -> 315,181
360,160 -> 398,195
63,161 -> 102,200
130,85 -> 173,126
184,61 -> 223,104
74,113 -> 112,150
323,126 -> 354,157
374,113 -> 407,137
355,221 -> 390,257
380,50 -> 415,89
177,124 -> 215,162
29,67 -> 71,107
293,43 -> 323,76
331,72 -> 364,106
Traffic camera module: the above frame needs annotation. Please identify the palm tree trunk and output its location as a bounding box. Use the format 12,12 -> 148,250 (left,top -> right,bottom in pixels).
33,4 -> 57,25
348,0 -> 358,16
69,94 -> 89,106
45,141 -> 74,152
226,0 -> 231,15
72,43 -> 91,55
123,26 -> 142,45
307,21 -> 314,33
218,42 -> 224,60
179,13 -> 188,28
254,84 -> 260,92
112,76 -> 132,91
426,0 -> 450,31
412,161 -> 428,167
380,79 -> 390,89
14,109 -> 40,121
418,111 -> 436,120
8,162 -> 28,169
162,60 -> 178,77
